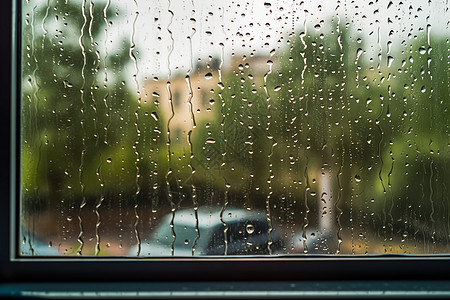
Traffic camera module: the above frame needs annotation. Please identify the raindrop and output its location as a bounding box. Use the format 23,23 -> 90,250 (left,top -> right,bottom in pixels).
204,72 -> 213,80
419,46 -> 426,55
62,80 -> 73,88
246,224 -> 255,234
273,86 -> 281,92
356,48 -> 363,60
264,2 -> 271,8
151,111 -> 159,121
355,175 -> 361,183
106,158 -> 112,163
206,138 -> 216,144
387,56 -> 394,68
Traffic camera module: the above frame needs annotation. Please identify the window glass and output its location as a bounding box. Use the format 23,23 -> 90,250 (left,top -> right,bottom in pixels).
20,0 -> 449,256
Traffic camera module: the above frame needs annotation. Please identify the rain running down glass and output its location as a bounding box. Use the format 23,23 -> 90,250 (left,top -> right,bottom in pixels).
19,0 -> 449,256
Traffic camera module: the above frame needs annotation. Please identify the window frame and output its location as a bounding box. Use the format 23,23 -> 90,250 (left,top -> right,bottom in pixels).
3,0 -> 450,285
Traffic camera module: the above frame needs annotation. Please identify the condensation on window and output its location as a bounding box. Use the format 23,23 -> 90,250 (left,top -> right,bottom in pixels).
20,0 -> 449,256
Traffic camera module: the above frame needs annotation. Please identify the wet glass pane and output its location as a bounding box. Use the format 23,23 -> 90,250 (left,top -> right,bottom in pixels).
20,0 -> 449,256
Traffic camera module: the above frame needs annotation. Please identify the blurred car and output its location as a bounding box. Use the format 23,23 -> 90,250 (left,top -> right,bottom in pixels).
130,207 -> 283,256
20,230 -> 60,256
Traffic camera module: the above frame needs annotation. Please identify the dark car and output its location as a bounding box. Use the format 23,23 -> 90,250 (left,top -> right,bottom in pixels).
130,207 -> 282,256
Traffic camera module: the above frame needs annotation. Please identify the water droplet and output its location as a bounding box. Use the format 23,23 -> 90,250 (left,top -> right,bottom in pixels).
64,80 -> 74,88
246,224 -> 255,234
264,2 -> 271,8
314,24 -> 321,30
67,216 -> 73,221
355,175 -> 361,183
106,158 -> 112,163
151,111 -> 159,121
387,56 -> 394,67
356,48 -> 363,59
206,138 -> 216,144
421,86 -> 426,93
273,86 -> 281,92
204,72 -> 213,80
419,46 -> 426,55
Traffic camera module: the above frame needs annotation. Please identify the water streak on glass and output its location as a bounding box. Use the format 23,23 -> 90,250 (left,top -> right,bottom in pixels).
429,160 -> 436,246
76,0 -> 88,256
335,135 -> 344,254
95,159 -> 104,255
166,1 -> 176,256
302,163 -> 310,253
40,0 -> 49,45
102,0 -> 111,146
218,7 -> 229,255
27,4 -> 39,256
334,4 -> 344,254
263,57 -> 275,255
185,0 -> 199,255
130,5 -> 142,256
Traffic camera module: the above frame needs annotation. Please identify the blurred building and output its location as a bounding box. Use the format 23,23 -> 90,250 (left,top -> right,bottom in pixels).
141,54 -> 272,146
142,66 -> 219,147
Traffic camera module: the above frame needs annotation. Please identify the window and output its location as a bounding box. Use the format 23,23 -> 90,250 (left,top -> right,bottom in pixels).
17,0 -> 450,257
3,0 -> 450,288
